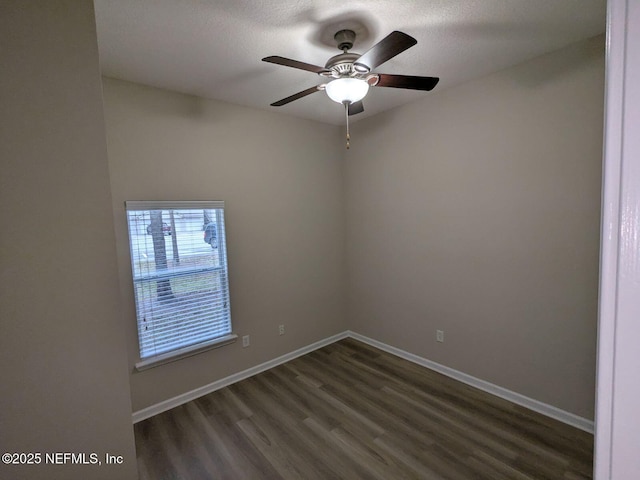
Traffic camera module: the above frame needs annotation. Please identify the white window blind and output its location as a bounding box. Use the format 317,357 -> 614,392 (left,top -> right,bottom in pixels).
125,201 -> 233,364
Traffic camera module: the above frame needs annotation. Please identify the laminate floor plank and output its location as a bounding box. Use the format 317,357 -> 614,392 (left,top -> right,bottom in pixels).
134,339 -> 593,479
135,415 -> 182,480
183,401 -> 266,479
231,377 -> 359,480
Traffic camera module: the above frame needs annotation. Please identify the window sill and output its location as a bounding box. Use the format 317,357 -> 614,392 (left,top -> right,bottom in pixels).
135,334 -> 238,371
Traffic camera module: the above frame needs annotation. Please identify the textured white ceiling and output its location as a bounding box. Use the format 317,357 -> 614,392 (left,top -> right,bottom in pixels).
94,0 -> 606,126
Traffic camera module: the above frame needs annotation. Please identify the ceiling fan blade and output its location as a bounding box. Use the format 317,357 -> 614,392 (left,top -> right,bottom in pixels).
374,74 -> 440,91
270,85 -> 321,106
354,31 -> 417,71
262,56 -> 327,74
348,101 -> 364,116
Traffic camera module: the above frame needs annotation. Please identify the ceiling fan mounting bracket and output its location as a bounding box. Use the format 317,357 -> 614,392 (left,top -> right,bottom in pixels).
334,29 -> 356,51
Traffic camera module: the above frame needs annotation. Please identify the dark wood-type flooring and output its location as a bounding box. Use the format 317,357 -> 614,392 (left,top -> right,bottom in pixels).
134,338 -> 593,479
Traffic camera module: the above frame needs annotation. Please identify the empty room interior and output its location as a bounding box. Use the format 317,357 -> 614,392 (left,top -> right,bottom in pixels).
3,1 -> 639,479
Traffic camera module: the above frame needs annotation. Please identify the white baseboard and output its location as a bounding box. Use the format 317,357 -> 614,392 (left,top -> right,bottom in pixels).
132,331 -> 349,423
347,331 -> 594,434
132,330 -> 594,434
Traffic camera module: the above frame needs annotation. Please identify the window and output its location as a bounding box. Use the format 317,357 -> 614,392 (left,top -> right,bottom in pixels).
125,201 -> 235,369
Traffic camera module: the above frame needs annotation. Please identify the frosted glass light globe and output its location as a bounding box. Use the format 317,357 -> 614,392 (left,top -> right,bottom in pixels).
325,78 -> 369,104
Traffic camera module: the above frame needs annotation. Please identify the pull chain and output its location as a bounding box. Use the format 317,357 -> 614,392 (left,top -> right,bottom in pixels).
344,102 -> 350,149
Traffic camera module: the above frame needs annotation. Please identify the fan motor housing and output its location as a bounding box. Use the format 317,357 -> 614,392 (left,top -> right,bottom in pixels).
324,52 -> 360,77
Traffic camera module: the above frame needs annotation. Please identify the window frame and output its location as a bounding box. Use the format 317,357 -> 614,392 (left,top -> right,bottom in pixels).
125,200 -> 236,370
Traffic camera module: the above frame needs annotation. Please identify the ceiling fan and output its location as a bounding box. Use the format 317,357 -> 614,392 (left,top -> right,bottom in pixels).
262,29 -> 439,148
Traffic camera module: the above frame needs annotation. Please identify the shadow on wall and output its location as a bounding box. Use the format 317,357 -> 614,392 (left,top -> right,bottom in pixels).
102,77 -> 234,124
505,35 -> 604,88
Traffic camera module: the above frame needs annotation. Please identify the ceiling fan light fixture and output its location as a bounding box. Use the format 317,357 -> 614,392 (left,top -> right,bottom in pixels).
263,29 -> 439,149
325,77 -> 369,104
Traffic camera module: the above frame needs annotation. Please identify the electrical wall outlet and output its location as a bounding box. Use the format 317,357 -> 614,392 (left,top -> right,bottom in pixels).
279,324 -> 285,335
436,330 -> 444,343
242,335 -> 250,347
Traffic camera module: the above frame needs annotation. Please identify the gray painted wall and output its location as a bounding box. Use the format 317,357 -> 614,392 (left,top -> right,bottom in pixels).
0,2 -> 137,479
345,36 -> 604,419
102,79 -> 346,411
